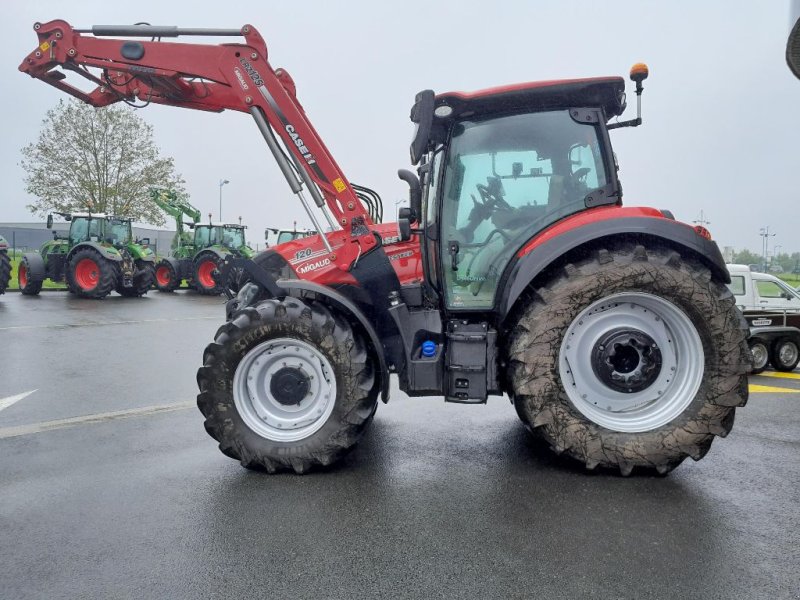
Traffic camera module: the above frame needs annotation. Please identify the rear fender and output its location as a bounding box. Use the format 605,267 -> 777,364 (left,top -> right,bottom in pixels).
195,247 -> 228,262
66,241 -> 123,263
127,244 -> 156,262
499,215 -> 729,321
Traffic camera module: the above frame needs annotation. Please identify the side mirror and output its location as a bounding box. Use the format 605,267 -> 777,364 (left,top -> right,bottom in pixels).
409,89 -> 435,165
46,214 -> 53,229
397,169 -> 421,223
264,229 -> 269,241
398,217 -> 412,242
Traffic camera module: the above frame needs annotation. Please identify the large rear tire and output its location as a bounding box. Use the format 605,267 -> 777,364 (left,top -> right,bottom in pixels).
155,260 -> 180,293
0,251 -> 11,294
67,248 -> 117,299
507,243 -> 750,475
18,256 -> 43,296
197,297 -> 378,473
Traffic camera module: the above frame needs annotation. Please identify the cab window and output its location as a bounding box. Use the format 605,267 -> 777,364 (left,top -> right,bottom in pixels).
439,109 -> 608,309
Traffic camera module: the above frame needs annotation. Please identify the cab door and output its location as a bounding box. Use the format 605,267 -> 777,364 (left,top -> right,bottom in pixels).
434,108 -> 612,312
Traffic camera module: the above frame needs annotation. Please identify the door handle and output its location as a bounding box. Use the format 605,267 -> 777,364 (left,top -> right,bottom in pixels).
448,240 -> 460,271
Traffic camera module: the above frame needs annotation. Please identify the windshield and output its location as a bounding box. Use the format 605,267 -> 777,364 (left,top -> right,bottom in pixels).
106,219 -> 131,245
439,109 -> 609,309
222,227 -> 245,248
194,226 -> 211,247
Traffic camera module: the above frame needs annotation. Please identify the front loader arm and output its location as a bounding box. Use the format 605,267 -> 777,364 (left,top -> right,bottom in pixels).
20,20 -> 379,268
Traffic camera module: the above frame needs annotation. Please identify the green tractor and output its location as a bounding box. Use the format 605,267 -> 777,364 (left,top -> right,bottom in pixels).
18,213 -> 155,299
0,235 -> 10,294
150,188 -> 255,294
264,226 -> 316,247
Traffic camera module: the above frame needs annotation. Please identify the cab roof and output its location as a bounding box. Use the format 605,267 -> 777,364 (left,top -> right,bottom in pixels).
435,77 -> 627,121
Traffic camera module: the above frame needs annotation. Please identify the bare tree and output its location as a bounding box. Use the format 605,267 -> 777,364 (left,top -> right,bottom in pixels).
21,99 -> 187,225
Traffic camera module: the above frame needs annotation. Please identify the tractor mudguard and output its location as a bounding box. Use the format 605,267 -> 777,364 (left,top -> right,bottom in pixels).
21,253 -> 46,281
194,247 -> 229,262
280,279 -> 391,403
66,241 -> 123,263
128,245 -> 156,262
499,215 -> 729,319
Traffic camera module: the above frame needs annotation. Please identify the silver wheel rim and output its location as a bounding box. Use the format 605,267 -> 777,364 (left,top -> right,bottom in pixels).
778,342 -> 798,367
559,292 -> 704,433
751,343 -> 768,370
233,337 -> 337,442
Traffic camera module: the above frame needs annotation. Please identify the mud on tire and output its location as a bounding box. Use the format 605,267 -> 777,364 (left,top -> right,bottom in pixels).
197,297 -> 379,473
506,243 -> 750,475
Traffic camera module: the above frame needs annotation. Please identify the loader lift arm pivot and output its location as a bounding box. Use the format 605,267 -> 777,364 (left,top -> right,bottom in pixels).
20,20 -> 377,269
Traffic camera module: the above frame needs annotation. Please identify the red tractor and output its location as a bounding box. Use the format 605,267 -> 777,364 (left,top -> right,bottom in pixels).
20,22 -> 750,475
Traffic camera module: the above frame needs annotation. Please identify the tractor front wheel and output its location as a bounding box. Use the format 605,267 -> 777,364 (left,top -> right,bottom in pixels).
197,297 -> 379,473
116,260 -> 155,297
155,261 -> 180,292
0,251 -> 11,294
507,243 -> 750,475
18,256 -> 43,296
193,253 -> 223,295
67,249 -> 117,299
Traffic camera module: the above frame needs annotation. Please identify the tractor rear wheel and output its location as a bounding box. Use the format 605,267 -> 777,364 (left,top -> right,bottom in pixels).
197,297 -> 379,473
18,256 -> 43,296
0,251 -> 11,294
770,337 -> 800,372
193,253 -> 222,295
67,248 -> 117,299
155,260 -> 180,292
116,260 -> 155,297
507,243 -> 750,475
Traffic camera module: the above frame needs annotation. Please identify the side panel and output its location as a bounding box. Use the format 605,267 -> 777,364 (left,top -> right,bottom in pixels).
499,210 -> 729,319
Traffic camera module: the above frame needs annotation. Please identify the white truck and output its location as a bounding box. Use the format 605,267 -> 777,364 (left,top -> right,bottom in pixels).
727,264 -> 800,373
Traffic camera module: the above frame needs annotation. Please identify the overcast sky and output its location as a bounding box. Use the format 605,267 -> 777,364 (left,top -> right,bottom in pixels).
3,1 -> 798,254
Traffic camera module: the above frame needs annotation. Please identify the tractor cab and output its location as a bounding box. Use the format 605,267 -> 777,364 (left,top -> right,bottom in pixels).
66,214 -> 132,248
407,73 -> 645,312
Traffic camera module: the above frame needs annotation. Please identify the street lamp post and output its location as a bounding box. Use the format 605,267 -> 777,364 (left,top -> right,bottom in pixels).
219,179 -> 230,221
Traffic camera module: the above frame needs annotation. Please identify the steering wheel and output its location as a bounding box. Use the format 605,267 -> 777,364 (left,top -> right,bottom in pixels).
570,167 -> 591,184
475,183 -> 512,211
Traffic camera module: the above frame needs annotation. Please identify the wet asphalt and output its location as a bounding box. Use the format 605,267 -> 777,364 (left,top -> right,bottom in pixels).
0,291 -> 798,599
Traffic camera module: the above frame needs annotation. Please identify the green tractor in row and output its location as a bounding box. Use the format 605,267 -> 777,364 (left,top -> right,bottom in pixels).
18,213 -> 155,299
0,235 -> 10,294
150,189 -> 255,294
264,225 -> 316,247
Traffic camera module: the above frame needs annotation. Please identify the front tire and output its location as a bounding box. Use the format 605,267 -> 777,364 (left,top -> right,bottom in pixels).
770,337 -> 799,372
507,244 -> 750,475
155,261 -> 180,292
193,253 -> 223,295
197,297 -> 379,473
116,260 -> 155,297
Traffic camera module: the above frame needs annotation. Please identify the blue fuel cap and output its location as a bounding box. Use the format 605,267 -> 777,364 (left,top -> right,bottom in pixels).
421,340 -> 436,358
